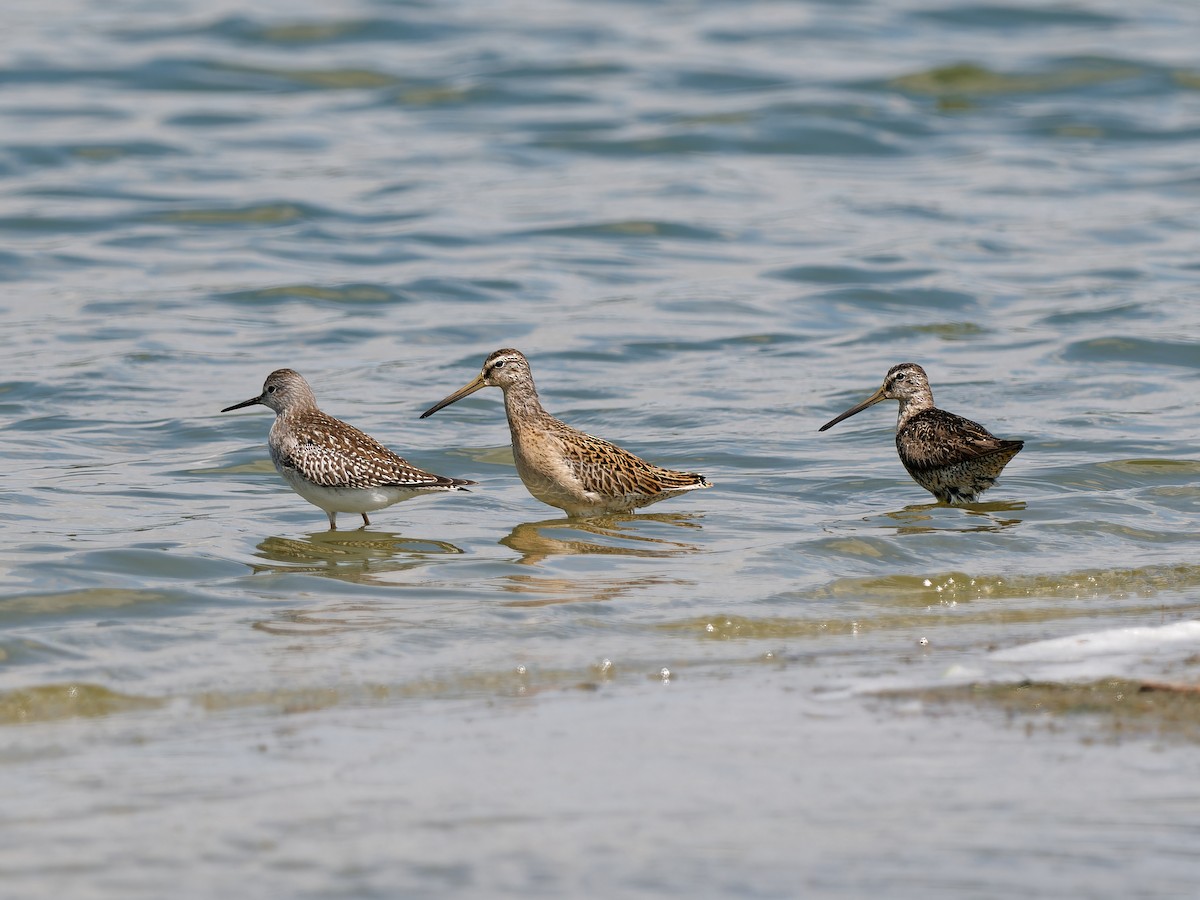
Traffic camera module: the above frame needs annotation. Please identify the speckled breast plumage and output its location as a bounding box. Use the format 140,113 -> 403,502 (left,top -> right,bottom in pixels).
896,409 -> 1023,504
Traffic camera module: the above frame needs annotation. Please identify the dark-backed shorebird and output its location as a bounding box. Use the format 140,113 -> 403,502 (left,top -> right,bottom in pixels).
420,349 -> 710,516
222,369 -> 475,529
818,363 -> 1023,504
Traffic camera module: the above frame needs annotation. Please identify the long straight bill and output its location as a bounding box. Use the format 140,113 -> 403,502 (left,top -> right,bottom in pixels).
420,374 -> 487,419
818,387 -> 886,432
221,395 -> 263,413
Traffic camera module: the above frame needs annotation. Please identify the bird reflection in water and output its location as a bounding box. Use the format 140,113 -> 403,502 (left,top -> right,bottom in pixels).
251,604 -> 392,637
882,499 -> 1026,535
498,511 -> 703,607
502,511 -> 703,564
250,529 -> 463,582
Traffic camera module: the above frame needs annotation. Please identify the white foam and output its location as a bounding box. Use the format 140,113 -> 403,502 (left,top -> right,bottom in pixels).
988,620 -> 1200,683
842,620 -> 1200,698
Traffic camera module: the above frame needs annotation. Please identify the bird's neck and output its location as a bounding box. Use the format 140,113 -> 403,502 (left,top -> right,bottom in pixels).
272,404 -> 319,435
501,380 -> 549,429
895,389 -> 934,430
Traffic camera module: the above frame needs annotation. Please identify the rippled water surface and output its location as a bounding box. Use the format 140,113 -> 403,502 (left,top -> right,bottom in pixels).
3,0 -> 1200,895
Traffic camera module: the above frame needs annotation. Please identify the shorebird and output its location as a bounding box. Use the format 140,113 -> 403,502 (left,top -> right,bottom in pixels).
222,369 -> 475,529
419,349 -> 710,516
818,363 -> 1023,504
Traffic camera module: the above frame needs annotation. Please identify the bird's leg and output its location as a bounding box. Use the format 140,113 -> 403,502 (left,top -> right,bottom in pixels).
327,511 -> 338,530
361,513 -> 371,527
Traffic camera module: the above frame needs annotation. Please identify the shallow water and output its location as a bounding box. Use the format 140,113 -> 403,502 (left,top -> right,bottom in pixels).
3,0 -> 1200,895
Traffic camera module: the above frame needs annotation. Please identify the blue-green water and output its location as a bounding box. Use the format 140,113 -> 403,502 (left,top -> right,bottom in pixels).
3,0 -> 1200,895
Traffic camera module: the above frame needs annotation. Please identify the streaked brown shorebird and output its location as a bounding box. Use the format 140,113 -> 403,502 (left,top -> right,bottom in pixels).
420,349 -> 710,516
818,363 -> 1023,504
222,369 -> 475,529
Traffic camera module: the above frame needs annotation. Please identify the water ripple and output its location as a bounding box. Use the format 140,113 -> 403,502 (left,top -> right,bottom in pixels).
4,0 -> 1200,893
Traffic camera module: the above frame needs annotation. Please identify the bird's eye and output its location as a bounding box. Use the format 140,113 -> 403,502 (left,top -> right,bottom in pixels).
267,385 -> 277,393
493,360 -> 506,369
894,373 -> 906,382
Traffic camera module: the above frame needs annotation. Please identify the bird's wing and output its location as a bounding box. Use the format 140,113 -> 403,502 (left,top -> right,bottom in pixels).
562,428 -> 706,497
898,410 -> 1023,472
288,412 -> 462,489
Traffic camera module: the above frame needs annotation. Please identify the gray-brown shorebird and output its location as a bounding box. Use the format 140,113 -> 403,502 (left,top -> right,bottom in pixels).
818,363 -> 1023,504
222,369 -> 475,529
420,349 -> 710,516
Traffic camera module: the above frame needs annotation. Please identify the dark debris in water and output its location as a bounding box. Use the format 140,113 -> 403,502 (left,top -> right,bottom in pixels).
887,678 -> 1200,743
889,60 -> 1143,98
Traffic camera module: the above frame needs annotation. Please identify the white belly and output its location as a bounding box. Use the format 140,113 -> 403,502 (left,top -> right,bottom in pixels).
279,468 -> 422,515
